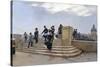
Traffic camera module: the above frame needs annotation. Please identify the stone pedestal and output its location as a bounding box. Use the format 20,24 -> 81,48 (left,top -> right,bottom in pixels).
62,26 -> 73,46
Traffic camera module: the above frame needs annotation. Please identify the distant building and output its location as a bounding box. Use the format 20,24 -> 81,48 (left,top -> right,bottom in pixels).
74,24 -> 97,41
90,24 -> 97,41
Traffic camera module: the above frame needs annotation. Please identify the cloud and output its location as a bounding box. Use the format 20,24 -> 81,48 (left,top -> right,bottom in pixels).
31,3 -> 39,7
29,2 -> 96,16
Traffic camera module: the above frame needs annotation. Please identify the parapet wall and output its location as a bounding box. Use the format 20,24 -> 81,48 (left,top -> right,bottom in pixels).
72,40 -> 97,52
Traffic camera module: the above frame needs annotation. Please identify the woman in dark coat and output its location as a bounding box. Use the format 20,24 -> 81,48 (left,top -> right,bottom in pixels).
41,26 -> 48,42
73,29 -> 77,39
34,28 -> 39,44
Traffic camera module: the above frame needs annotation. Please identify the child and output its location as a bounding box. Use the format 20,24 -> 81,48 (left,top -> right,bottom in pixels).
28,32 -> 33,48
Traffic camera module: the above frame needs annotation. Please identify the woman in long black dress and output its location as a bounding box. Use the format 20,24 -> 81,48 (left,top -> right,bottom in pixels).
45,30 -> 53,51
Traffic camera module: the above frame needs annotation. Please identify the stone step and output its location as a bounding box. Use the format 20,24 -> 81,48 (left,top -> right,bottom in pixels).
16,45 -> 82,57
47,46 -> 76,48
34,50 -> 82,57
35,48 -> 80,54
37,47 -> 77,51
19,46 -> 77,51
17,45 -> 77,50
54,46 -> 74,47
17,48 -> 82,57
17,45 -> 80,52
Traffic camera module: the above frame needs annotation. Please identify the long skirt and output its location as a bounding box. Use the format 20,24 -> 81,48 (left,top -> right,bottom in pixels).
45,42 -> 52,50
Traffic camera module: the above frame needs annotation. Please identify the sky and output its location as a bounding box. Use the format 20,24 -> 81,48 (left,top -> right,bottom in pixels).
12,1 -> 97,34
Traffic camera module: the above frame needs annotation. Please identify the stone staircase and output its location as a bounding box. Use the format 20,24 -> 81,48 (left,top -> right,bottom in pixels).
16,38 -> 82,57
34,45 -> 82,57
17,45 -> 82,57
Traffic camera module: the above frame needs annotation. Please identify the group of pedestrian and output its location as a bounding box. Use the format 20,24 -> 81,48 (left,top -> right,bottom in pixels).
23,24 -> 63,51
73,29 -> 81,40
41,25 -> 55,51
23,28 -> 39,48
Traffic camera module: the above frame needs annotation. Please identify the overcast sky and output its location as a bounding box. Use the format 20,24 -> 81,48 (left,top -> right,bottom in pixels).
12,1 -> 97,34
